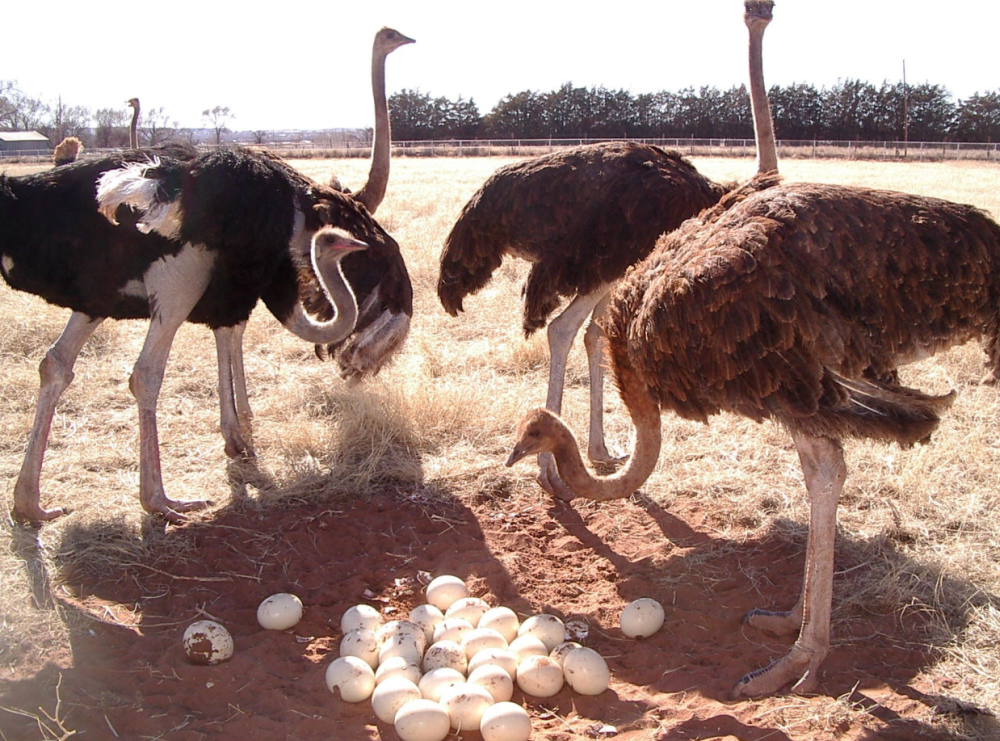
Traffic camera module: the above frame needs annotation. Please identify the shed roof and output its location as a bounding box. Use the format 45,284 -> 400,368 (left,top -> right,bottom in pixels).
0,131 -> 50,143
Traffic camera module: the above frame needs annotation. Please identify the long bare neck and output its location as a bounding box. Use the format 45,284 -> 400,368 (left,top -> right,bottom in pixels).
354,47 -> 391,214
748,12 -> 777,174
281,251 -> 359,344
551,396 -> 663,502
130,106 -> 139,149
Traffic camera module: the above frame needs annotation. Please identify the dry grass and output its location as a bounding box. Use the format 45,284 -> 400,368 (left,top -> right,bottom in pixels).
1,155 -> 999,736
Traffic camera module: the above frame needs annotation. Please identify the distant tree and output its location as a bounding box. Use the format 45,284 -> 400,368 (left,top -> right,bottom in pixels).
251,130 -> 270,144
953,90 -> 1000,142
141,106 -> 178,146
906,83 -> 955,141
769,83 -> 824,140
42,95 -> 92,144
202,105 -> 233,145
93,107 -> 130,148
481,90 -> 547,138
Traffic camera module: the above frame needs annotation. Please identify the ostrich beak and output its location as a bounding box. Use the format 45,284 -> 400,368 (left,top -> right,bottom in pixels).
505,444 -> 530,467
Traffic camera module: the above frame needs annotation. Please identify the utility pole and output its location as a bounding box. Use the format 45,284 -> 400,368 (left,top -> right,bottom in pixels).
903,59 -> 909,158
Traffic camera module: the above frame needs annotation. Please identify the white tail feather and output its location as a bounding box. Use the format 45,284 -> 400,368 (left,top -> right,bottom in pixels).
95,158 -> 184,239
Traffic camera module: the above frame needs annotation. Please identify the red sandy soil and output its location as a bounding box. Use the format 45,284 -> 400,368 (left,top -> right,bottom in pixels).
0,479 -> 981,740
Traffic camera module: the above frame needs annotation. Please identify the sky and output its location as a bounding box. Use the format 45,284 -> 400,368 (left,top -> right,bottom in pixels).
3,1 -> 998,132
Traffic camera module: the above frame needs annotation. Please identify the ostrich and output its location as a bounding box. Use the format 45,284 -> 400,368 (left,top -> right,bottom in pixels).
313,26 -> 414,363
127,97 -> 140,148
437,61 -> 765,494
344,26 -> 415,213
2,147 -> 400,524
507,1 -> 1000,698
53,137 -> 83,166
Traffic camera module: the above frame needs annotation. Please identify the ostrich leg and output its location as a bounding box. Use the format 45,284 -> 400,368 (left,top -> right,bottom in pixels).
130,247 -> 215,522
582,292 -> 625,465
732,431 -> 844,697
538,287 -> 610,499
213,323 -> 254,458
12,312 -> 103,523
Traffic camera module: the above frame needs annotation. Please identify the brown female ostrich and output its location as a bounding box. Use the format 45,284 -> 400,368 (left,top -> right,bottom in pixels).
508,0 -> 999,699
438,2 -> 780,496
53,137 -> 83,166
127,97 -> 140,148
3,148 -> 399,523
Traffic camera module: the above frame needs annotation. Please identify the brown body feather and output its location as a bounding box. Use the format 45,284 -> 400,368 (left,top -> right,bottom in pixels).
606,179 -> 1000,444
438,141 -> 733,334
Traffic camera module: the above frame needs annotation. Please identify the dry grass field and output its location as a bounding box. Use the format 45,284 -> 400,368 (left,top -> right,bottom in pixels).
0,154 -> 998,740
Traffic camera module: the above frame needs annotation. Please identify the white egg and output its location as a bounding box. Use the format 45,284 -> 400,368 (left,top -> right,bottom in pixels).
394,698 -> 451,741
418,667 -> 465,703
467,648 -> 518,682
445,597 -> 491,626
325,656 -> 376,702
422,640 -> 468,674
377,619 -> 428,654
432,616 -> 475,644
378,632 -> 424,666
425,575 -> 469,611
480,701 -> 532,741
461,627 -> 508,660
517,614 -> 565,652
439,682 -> 495,731
516,655 -> 564,698
375,655 -> 422,686
478,606 -> 520,643
507,634 -> 548,665
341,603 -> 382,634
340,628 -> 380,669
409,604 -> 445,644
256,593 -> 303,631
182,620 -> 233,665
468,664 -> 514,703
562,647 -> 610,695
371,676 -> 421,724
549,641 -> 583,667
619,598 -> 665,638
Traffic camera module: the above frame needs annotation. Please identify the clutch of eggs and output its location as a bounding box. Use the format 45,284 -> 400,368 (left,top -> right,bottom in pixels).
326,574 -> 624,741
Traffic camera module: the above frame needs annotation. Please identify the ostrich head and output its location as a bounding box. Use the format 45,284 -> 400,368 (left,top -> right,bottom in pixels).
312,227 -> 368,264
374,27 -> 415,56
744,0 -> 774,31
127,97 -> 140,112
505,408 -> 566,466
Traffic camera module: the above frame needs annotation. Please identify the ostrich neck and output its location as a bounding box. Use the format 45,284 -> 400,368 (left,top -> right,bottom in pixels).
130,107 -> 139,149
354,51 -> 391,214
553,395 -> 662,502
280,252 -> 359,344
749,24 -> 777,174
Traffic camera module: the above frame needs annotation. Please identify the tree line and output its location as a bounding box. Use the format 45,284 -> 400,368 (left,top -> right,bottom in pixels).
0,80 -> 237,148
390,80 -> 1000,143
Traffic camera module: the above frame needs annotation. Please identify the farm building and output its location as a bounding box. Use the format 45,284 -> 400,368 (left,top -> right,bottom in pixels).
0,131 -> 50,156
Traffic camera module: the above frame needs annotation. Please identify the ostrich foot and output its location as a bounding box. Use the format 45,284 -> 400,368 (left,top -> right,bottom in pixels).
223,433 -> 255,460
11,501 -> 67,525
743,608 -> 801,637
731,643 -> 823,698
587,443 -> 628,468
538,453 -> 577,501
142,493 -> 211,524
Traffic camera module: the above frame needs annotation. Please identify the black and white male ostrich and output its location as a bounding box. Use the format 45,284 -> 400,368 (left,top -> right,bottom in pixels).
508,0 -> 1000,698
437,31 -> 779,493
2,147 -> 402,523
